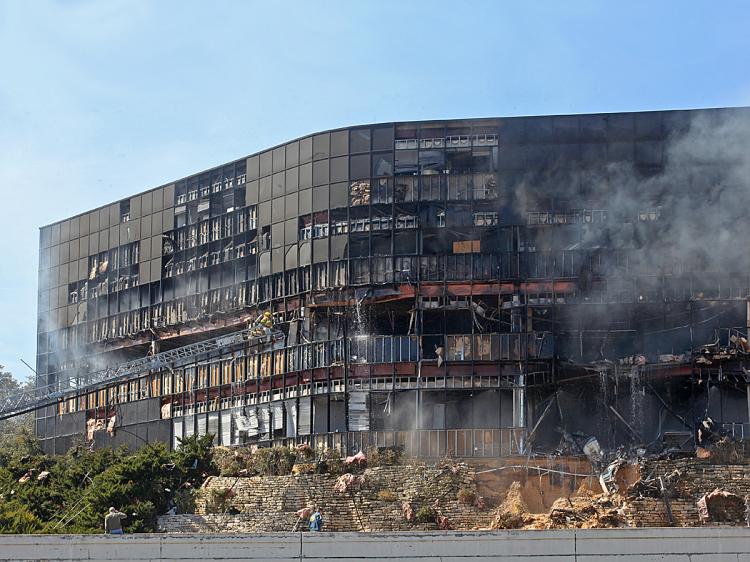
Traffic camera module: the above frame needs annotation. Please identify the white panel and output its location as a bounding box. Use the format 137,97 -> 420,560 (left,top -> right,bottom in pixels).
220,411 -> 232,445
196,414 -> 207,436
183,415 -> 194,438
298,397 -> 311,435
207,412 -> 219,444
248,409 -> 259,433
285,399 -> 297,438
349,391 -> 370,431
172,417 -> 184,450
259,406 -> 270,438
272,402 -> 284,430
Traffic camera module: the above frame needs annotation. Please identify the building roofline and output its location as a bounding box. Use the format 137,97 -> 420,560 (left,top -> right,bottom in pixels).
39,105 -> 750,229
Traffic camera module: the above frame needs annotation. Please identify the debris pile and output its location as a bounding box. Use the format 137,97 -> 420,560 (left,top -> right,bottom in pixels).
490,482 -> 534,529
697,489 -> 746,523
334,473 -> 366,493
489,482 -> 626,530
545,492 -> 625,529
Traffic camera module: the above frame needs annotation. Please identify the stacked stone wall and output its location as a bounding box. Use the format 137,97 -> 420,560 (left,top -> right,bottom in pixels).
159,463 -> 494,533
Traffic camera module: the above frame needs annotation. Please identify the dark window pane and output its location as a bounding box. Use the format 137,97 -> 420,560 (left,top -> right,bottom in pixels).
635,113 -> 663,140
285,219 -> 297,243
271,222 -> 284,247
330,182 -> 348,208
273,172 -> 285,198
286,167 -> 299,193
284,192 -> 298,219
372,152 -> 393,177
300,137 -> 313,164
260,176 -> 272,201
372,127 -> 393,151
635,141 -> 663,165
350,128 -> 371,153
579,115 -> 607,141
299,189 -> 312,214
580,143 -> 607,164
552,116 -> 579,142
331,130 -> 348,157
285,245 -> 297,270
350,154 -> 370,180
247,156 -> 260,180
260,151 -> 272,177
299,162 -> 312,189
608,114 -> 634,141
312,184 -> 329,212
272,198 -> 284,223
608,141 -> 634,161
273,147 -> 285,173
313,160 -> 329,186
259,201 -> 271,225
395,150 -> 418,174
330,156 -> 348,183
313,133 -> 330,160
286,141 -> 299,167
526,118 -> 553,142
260,252 -> 271,276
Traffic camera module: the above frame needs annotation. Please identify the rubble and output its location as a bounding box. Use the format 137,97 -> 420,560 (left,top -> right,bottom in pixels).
697,489 -> 746,523
490,481 -> 534,529
546,492 -> 625,529
344,451 -> 367,467
334,473 -> 366,493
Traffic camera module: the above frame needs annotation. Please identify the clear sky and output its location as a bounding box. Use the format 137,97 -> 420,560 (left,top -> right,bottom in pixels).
1,0 -> 749,382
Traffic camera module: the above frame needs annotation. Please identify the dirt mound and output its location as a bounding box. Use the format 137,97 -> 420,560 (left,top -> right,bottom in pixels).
543,490 -> 625,529
490,482 -> 537,529
490,482 -> 626,530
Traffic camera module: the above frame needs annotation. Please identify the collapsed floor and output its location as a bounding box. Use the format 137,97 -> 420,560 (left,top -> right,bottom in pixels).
157,441 -> 750,533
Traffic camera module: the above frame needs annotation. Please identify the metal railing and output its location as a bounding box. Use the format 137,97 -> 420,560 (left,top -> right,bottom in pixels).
285,428 -> 526,458
0,327 -> 284,421
720,423 -> 750,440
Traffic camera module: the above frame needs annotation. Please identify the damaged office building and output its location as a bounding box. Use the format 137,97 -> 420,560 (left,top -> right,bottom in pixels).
27,107 -> 750,458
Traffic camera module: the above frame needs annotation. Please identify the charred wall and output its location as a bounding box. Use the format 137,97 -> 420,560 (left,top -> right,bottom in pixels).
35,107 -> 750,455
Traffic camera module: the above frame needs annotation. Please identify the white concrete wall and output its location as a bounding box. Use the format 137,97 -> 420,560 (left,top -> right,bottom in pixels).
0,528 -> 749,561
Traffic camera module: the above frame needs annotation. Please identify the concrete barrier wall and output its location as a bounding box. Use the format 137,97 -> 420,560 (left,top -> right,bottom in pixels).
1,528 -> 750,561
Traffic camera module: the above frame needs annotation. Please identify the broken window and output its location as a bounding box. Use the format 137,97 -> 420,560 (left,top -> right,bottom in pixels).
312,211 -> 329,238
349,180 -> 370,206
395,149 -> 418,175
421,174 -> 446,201
473,212 -> 498,226
299,216 -> 312,240
120,200 -> 130,223
637,207 -> 662,221
394,176 -> 417,202
371,178 -> 393,204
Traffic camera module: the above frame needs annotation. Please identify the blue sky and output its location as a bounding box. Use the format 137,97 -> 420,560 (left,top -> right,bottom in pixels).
0,0 -> 749,381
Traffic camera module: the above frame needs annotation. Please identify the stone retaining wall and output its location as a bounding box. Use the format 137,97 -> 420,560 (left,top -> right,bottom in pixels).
159,463 -> 494,533
624,458 -> 750,527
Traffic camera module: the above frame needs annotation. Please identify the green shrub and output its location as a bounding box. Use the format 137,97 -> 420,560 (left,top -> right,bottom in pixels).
0,500 -> 43,533
376,490 -> 397,502
366,446 -> 403,467
457,488 -> 477,505
173,489 -> 197,514
316,447 -> 345,476
249,447 -> 297,476
413,505 -> 437,524
206,487 -> 236,514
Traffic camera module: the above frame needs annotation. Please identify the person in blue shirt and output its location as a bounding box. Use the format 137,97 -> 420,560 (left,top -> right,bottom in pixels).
309,507 -> 323,532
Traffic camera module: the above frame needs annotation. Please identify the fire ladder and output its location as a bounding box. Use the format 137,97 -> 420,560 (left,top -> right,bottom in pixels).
0,327 -> 285,421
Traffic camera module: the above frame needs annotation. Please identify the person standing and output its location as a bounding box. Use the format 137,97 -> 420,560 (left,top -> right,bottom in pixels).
308,507 -> 323,532
104,507 -> 127,535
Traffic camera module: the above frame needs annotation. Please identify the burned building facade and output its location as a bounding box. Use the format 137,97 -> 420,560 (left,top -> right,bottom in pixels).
34,108 -> 750,456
